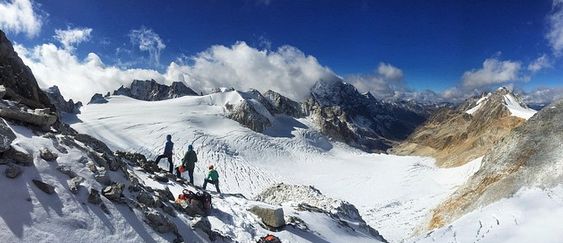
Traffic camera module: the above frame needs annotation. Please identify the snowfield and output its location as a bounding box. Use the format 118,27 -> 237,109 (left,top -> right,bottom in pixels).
0,123 -> 383,243
412,185 -> 563,243
69,92 -> 484,241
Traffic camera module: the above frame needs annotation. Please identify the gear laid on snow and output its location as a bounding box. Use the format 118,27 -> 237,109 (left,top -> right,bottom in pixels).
176,189 -> 212,216
258,234 -> 282,243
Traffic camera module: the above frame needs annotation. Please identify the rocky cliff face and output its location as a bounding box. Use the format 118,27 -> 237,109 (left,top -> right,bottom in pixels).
45,86 -> 82,114
113,79 -> 198,101
263,90 -> 306,117
393,87 -> 536,167
303,79 -> 427,152
428,98 -> 563,229
0,30 -> 52,109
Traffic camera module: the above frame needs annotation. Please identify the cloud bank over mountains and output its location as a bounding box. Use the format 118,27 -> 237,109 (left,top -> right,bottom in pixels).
15,39 -> 336,102
3,0 -> 561,105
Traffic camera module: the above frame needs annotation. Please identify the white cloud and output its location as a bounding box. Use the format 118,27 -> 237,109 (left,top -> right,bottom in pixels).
522,87 -> 563,105
54,27 -> 93,50
164,41 -> 336,100
461,58 -> 522,89
15,40 -> 335,103
14,43 -> 164,103
347,62 -> 405,98
377,62 -> 404,82
129,27 -> 166,66
547,0 -> 563,55
0,0 -> 43,37
527,54 -> 551,72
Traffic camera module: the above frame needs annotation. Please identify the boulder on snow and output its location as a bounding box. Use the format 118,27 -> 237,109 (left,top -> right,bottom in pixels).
155,187 -> 175,202
56,165 -> 77,178
2,147 -> 33,166
4,163 -> 22,178
32,179 -> 55,194
87,93 -> 108,104
94,170 -> 112,186
192,217 -> 230,241
102,183 -> 124,203
0,118 -> 16,152
40,147 -> 58,161
249,205 -> 286,228
0,103 -> 57,128
137,191 -> 160,208
143,209 -> 177,234
88,188 -> 102,204
67,176 -> 84,194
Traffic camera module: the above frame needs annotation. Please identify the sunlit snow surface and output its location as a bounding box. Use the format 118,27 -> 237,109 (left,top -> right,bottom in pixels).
412,186 -> 563,243
0,123 -> 382,242
465,92 -> 537,120
67,93 -> 487,242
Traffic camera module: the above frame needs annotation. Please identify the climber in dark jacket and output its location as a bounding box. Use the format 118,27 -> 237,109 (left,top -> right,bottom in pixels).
177,144 -> 197,183
155,134 -> 174,173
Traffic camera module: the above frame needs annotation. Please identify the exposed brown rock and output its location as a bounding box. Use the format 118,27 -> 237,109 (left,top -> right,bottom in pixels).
427,98 -> 563,229
393,89 -> 530,167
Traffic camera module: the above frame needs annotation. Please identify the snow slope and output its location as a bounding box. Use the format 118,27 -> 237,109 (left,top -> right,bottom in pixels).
69,92 -> 483,241
411,186 -> 563,243
0,122 -> 383,242
465,92 -> 536,120
503,94 -> 537,120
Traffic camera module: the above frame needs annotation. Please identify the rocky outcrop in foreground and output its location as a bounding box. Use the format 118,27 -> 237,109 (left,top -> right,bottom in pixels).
428,98 -> 563,229
256,183 -> 388,242
113,79 -> 198,101
0,30 -> 52,109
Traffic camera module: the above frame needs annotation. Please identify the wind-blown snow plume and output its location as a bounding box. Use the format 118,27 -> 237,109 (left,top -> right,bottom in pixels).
54,27 -> 93,50
129,26 -> 166,66
0,0 -> 43,37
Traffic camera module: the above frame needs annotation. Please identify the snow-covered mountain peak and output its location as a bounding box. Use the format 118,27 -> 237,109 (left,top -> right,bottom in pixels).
464,87 -> 536,120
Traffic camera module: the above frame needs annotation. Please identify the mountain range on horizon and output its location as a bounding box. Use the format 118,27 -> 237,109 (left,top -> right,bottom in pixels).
1,9 -> 563,242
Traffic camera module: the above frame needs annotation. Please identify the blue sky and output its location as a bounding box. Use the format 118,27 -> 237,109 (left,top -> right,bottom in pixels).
1,0 -> 562,102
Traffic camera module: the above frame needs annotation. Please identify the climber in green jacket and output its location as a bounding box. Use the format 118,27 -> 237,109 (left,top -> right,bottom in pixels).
177,144 -> 197,184
203,165 -> 220,193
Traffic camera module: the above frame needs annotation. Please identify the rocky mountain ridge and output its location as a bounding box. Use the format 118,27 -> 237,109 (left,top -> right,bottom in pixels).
113,79 -> 199,101
45,86 -> 83,114
392,87 -> 537,167
428,97 -> 563,229
0,29 -> 387,242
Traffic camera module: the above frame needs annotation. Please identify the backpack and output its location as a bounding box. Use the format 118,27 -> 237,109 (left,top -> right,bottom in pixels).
258,234 -> 281,243
195,191 -> 212,212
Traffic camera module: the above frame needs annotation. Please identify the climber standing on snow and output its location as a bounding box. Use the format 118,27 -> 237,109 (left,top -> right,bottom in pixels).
155,134 -> 174,173
203,165 -> 221,194
178,144 -> 197,184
